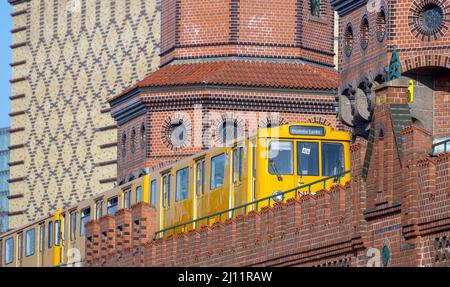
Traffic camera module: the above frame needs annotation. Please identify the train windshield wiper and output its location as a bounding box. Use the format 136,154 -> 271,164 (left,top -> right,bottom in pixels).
269,159 -> 283,182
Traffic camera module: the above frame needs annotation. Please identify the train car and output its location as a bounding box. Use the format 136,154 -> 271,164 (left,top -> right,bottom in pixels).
158,123 -> 351,235
0,123 -> 351,266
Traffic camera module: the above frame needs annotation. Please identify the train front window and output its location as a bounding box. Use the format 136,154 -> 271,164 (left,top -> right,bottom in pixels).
268,141 -> 293,175
176,167 -> 189,202
5,238 -> 13,265
297,142 -> 319,176
80,207 -> 91,236
54,220 -> 61,246
48,221 -> 53,248
136,186 -> 142,203
107,196 -> 118,215
322,143 -> 345,176
195,160 -> 205,196
210,153 -> 225,190
150,180 -> 157,206
162,173 -> 172,208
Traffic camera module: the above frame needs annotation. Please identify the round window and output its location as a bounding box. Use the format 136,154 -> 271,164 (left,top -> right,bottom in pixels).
419,4 -> 444,33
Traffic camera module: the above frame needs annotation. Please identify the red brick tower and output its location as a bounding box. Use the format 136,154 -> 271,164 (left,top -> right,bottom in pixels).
332,0 -> 450,140
109,0 -> 342,181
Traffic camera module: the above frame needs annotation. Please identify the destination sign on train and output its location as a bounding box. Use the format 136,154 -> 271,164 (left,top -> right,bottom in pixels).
289,126 -> 325,136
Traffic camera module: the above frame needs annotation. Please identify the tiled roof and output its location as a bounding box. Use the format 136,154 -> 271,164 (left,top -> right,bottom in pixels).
111,60 -> 339,102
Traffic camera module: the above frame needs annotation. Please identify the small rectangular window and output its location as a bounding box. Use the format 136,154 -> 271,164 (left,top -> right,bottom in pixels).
124,191 -> 131,209
5,238 -> 13,265
96,200 -> 103,219
176,167 -> 189,202
232,149 -> 239,183
25,229 -> 35,257
150,180 -> 157,206
297,141 -> 319,176
80,207 -> 91,236
195,160 -> 205,196
107,196 -> 118,215
70,211 -> 78,241
239,147 -> 243,181
39,224 -> 45,252
54,220 -> 61,246
17,233 -> 23,260
48,221 -> 53,248
162,173 -> 171,208
210,153 -> 225,190
268,141 -> 293,175
136,186 -> 142,203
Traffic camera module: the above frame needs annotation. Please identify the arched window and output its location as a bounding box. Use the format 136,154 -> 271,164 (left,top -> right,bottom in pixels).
140,122 -> 146,150
310,0 -> 321,17
130,128 -> 136,154
360,16 -> 369,50
219,120 -> 240,144
121,132 -> 127,158
376,8 -> 387,42
344,23 -> 354,57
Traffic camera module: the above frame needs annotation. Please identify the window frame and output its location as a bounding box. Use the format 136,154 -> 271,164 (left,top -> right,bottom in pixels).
195,160 -> 206,197
48,221 -> 53,248
39,224 -> 45,253
162,173 -> 172,208
54,220 -> 61,246
4,237 -> 13,265
80,207 -> 91,237
95,200 -> 103,219
107,196 -> 119,215
25,228 -> 35,257
70,210 -> 78,241
210,153 -> 226,190
268,141 -> 294,175
136,186 -> 142,203
321,142 -> 345,177
175,167 -> 190,202
124,190 -> 131,209
150,180 -> 157,206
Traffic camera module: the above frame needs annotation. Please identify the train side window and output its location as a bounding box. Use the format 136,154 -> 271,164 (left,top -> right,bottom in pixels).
162,173 -> 172,208
107,196 -> 118,215
17,233 -> 23,260
210,153 -> 225,190
297,142 -> 319,176
136,186 -> 142,203
239,147 -> 244,181
176,167 -> 189,202
124,190 -> 131,209
54,220 -> 61,246
96,200 -> 103,219
80,207 -> 91,236
48,221 -> 53,248
70,211 -> 78,241
322,143 -> 345,176
232,149 -> 239,183
195,160 -> 205,196
5,238 -> 13,265
39,224 -> 45,252
268,141 -> 293,175
25,229 -> 35,257
150,180 -> 157,206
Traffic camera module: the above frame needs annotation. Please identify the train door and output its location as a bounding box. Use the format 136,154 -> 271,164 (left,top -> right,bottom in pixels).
160,171 -> 172,232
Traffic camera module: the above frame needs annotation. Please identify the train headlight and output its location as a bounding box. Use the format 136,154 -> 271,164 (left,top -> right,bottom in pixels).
272,190 -> 284,203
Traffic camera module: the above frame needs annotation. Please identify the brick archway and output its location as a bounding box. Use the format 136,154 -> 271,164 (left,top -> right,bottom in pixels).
402,54 -> 450,73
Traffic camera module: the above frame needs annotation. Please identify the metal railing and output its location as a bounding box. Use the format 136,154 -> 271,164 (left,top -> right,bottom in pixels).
154,170 -> 351,239
431,139 -> 450,155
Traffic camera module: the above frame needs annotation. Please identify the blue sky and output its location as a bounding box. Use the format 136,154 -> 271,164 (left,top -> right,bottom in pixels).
0,2 -> 12,129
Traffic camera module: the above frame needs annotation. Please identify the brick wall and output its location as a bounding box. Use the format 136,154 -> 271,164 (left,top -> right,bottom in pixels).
160,0 -> 336,67
87,80 -> 450,267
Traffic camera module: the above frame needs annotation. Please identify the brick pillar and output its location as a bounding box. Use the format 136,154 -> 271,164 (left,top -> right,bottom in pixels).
99,215 -> 116,267
222,219 -> 236,266
245,211 -> 261,266
84,220 -> 100,267
115,208 -> 132,265
131,203 -> 157,267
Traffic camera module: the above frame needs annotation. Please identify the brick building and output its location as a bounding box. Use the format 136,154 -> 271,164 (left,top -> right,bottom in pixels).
7,0 -> 160,228
109,0 -> 342,181
85,79 -> 450,267
332,0 -> 449,140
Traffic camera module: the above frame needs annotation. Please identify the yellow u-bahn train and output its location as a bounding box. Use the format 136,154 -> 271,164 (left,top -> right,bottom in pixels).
0,123 -> 351,267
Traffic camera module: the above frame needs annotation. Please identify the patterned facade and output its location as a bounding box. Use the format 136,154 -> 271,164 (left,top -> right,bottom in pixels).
7,0 -> 161,229
0,128 -> 9,234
